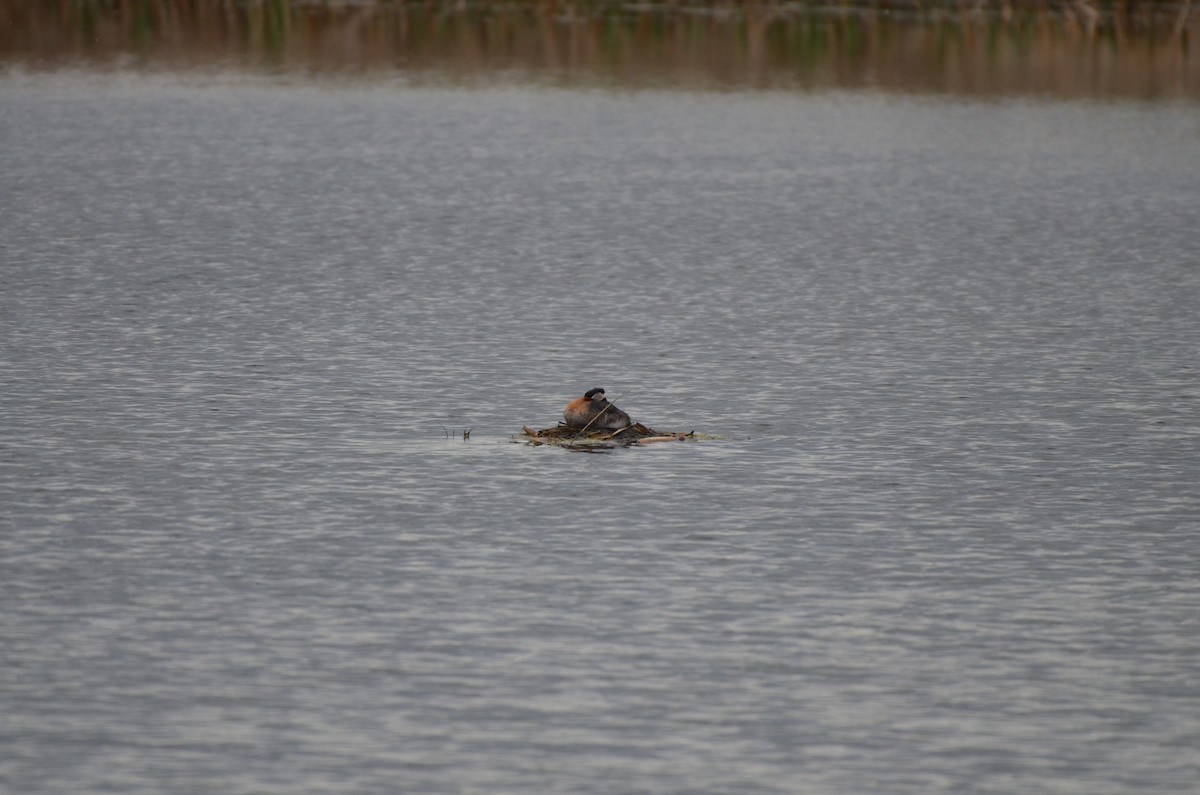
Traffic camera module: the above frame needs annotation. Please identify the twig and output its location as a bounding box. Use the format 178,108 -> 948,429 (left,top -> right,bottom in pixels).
637,434 -> 687,445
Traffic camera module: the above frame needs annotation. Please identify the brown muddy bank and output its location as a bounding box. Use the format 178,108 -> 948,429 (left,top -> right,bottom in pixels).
1,1 -> 1196,99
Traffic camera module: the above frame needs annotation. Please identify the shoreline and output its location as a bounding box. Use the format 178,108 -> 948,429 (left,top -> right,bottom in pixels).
2,0 -> 1196,100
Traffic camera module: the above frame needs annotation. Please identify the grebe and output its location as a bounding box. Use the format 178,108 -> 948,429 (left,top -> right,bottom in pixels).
564,388 -> 632,430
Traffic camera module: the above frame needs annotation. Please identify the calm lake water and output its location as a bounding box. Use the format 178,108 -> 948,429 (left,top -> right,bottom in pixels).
2,73 -> 1199,793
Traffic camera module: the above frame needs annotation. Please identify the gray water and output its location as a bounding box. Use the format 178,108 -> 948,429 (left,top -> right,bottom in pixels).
2,73 -> 1199,794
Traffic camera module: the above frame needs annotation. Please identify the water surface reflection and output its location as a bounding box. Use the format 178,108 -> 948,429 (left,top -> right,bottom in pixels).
2,0 -> 1197,98
2,39 -> 1199,795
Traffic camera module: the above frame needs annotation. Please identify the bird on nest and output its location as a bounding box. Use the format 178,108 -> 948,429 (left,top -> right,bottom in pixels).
563,388 -> 632,430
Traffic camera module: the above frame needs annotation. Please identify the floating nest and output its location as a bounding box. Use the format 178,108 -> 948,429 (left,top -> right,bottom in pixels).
520,422 -> 700,449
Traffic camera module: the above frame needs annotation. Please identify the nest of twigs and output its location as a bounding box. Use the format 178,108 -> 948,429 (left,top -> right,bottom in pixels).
521,422 -> 693,448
